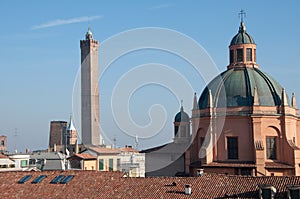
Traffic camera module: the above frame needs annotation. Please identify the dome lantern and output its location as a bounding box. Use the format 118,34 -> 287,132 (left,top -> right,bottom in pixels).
228,10 -> 258,70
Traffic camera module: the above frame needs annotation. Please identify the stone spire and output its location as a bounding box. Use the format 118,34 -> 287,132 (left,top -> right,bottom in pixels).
193,92 -> 198,110
253,87 -> 259,106
207,89 -> 213,108
292,93 -> 297,108
281,88 -> 289,106
67,116 -> 76,131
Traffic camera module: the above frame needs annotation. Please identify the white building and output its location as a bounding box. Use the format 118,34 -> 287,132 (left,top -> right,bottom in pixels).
82,145 -> 145,177
8,154 -> 30,170
0,154 -> 15,169
118,146 -> 145,177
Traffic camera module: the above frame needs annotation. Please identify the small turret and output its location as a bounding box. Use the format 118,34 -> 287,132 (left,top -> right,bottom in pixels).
281,88 -> 289,106
85,27 -> 93,40
193,92 -> 198,110
292,93 -> 297,108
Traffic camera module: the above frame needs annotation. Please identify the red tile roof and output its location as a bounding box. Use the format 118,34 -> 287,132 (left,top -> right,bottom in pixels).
265,162 -> 294,169
71,153 -> 97,160
119,147 -> 139,153
0,154 -> 9,159
1,170 -> 300,198
88,146 -> 120,154
201,161 -> 257,168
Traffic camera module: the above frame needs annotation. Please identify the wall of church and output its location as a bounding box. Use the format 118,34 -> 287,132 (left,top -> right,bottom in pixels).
216,116 -> 254,161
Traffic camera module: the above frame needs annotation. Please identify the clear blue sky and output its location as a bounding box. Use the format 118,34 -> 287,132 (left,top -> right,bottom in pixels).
0,1 -> 300,152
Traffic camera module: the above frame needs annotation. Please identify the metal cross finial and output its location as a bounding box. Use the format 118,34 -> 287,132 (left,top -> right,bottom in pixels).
181,99 -> 183,107
239,9 -> 246,22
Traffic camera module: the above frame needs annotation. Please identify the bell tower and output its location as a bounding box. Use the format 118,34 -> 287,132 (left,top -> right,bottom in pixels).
80,27 -> 100,146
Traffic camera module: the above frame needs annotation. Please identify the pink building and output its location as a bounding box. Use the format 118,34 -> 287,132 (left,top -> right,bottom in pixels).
187,19 -> 300,176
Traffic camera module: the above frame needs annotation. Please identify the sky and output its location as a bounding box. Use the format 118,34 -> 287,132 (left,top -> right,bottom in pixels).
0,1 -> 300,152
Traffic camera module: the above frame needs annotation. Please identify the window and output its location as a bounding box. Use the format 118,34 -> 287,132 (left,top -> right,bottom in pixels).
1,140 -> 4,146
180,126 -> 186,137
234,168 -> 239,175
99,159 -> 104,170
230,50 -> 234,63
237,49 -> 243,62
29,159 -> 36,165
50,175 -> 65,184
227,137 -> 238,159
266,137 -> 276,160
18,175 -> 32,184
31,175 -> 47,184
117,158 -> 121,167
258,185 -> 276,199
287,185 -> 300,199
109,159 -> 113,171
199,137 -> 204,147
241,168 -> 252,176
60,175 -> 74,184
21,160 -> 28,168
246,48 -> 252,61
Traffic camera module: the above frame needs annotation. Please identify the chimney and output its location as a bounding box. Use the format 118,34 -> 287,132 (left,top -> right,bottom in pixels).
196,169 -> 204,176
185,184 -> 192,195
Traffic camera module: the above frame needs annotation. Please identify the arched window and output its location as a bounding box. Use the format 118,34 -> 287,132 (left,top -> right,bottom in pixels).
266,136 -> 276,160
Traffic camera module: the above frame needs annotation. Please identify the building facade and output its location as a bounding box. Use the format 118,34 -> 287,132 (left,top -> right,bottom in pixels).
142,105 -> 191,177
80,28 -> 101,146
187,19 -> 300,176
68,153 -> 97,170
82,146 -> 145,177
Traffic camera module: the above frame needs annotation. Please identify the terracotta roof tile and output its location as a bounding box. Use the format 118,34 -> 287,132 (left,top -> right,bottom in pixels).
202,161 -> 256,168
88,146 -> 120,154
71,153 -> 97,160
265,162 -> 294,169
119,147 -> 139,153
1,170 -> 300,198
0,154 -> 9,159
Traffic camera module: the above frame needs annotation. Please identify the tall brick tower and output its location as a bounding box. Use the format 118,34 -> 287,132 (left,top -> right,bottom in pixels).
80,28 -> 100,146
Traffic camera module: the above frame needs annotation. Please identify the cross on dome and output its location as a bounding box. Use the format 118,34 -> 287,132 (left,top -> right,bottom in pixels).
239,9 -> 246,22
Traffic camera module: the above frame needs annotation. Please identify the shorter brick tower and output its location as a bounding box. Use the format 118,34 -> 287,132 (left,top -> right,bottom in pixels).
49,121 -> 67,149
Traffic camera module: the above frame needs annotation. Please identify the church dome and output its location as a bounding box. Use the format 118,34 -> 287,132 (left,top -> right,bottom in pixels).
174,106 -> 190,122
230,21 -> 255,45
198,67 -> 287,109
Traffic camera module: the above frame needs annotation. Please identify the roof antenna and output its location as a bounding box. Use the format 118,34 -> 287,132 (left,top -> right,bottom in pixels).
14,128 -> 19,153
135,134 -> 139,150
113,135 -> 117,148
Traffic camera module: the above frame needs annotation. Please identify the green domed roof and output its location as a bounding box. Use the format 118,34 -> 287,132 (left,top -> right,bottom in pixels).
198,67 -> 287,109
174,106 -> 190,122
230,22 -> 255,45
